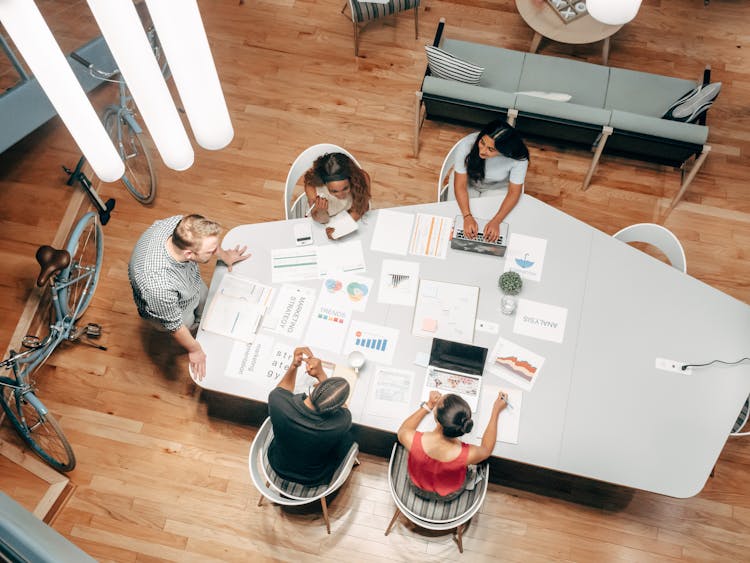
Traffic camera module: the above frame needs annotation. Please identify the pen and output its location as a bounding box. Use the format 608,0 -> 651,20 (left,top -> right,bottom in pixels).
304,201 -> 317,218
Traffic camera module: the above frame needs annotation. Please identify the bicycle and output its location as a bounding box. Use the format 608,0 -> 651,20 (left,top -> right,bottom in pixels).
0,211 -> 104,472
70,25 -> 165,204
63,156 -> 116,226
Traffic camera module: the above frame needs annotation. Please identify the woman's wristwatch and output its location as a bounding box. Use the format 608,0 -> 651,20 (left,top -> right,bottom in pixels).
420,401 -> 432,413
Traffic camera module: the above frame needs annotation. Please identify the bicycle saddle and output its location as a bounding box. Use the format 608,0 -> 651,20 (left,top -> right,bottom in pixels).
35,245 -> 71,287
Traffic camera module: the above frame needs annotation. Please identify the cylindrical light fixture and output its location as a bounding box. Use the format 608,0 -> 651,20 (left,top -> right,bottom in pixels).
145,0 -> 234,150
87,0 -> 194,171
587,0 -> 642,25
0,0 -> 125,182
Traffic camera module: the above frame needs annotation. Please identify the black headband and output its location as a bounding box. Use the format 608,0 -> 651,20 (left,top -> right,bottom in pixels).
321,172 -> 350,183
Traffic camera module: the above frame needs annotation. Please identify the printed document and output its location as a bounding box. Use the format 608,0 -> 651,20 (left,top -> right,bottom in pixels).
377,259 -> 420,306
263,284 -> 316,339
201,274 -> 273,342
513,299 -> 568,343
411,279 -> 479,344
370,209 -> 414,255
271,246 -> 319,283
365,367 -> 415,419
409,213 -> 453,259
486,336 -> 546,391
467,383 -> 523,445
317,240 -> 366,276
319,273 -> 373,312
326,211 -> 358,239
343,320 -> 399,365
503,233 -> 548,282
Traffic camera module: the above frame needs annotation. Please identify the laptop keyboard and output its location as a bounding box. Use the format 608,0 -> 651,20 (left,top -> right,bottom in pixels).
455,229 -> 504,245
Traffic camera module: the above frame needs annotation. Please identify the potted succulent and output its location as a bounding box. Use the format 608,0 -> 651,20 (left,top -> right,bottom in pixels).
498,271 -> 523,314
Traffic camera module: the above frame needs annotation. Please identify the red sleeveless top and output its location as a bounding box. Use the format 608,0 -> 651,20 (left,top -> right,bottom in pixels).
407,432 -> 469,496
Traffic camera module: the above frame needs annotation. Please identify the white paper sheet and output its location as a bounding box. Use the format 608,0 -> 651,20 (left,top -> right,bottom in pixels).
327,211 -> 359,239
317,240 -> 366,276
513,299 -> 568,343
319,274 -> 373,312
504,233 -> 548,282
365,367 -> 415,419
225,334 -> 275,381
304,301 -> 353,354
467,383 -> 523,445
201,274 -> 272,342
263,284 -> 316,339
370,209 -> 414,255
411,279 -> 479,344
485,336 -> 546,391
343,320 -> 399,365
377,259 -> 420,306
271,246 -> 319,283
408,213 -> 453,259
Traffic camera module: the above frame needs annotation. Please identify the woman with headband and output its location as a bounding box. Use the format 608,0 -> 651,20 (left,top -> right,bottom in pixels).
304,152 -> 372,238
453,120 -> 530,242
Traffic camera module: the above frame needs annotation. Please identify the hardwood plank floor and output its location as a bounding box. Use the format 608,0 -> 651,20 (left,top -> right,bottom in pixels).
1,1 -> 748,560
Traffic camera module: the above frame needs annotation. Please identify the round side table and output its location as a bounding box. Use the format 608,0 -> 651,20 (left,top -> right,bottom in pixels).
515,0 -> 623,64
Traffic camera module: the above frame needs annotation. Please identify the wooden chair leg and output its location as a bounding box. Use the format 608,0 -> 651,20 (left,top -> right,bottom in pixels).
663,145 -> 711,218
582,126 -> 612,191
414,91 -> 423,156
506,108 -> 518,127
321,496 -> 331,534
414,5 -> 419,39
353,22 -> 359,57
258,481 -> 269,506
385,508 -> 401,535
455,523 -> 464,553
341,1 -> 348,14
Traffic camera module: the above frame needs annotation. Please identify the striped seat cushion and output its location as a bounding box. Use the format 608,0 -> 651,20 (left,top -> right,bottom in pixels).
351,0 -> 419,23
733,395 -> 750,433
390,444 -> 487,524
425,45 -> 484,85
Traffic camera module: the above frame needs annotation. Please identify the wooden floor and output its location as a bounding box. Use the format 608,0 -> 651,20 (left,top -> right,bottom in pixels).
1,0 -> 749,560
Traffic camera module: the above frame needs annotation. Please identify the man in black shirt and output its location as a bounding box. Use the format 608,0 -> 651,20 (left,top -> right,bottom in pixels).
268,347 -> 353,485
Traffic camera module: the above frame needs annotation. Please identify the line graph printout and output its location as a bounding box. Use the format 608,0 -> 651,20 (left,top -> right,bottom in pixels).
485,336 -> 546,391
408,213 -> 453,259
344,321 -> 399,365
271,246 -> 319,283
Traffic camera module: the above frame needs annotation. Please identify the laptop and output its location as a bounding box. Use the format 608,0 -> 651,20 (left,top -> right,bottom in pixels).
450,215 -> 509,257
421,338 -> 488,412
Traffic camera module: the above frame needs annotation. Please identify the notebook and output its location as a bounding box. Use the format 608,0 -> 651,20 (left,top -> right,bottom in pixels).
450,215 -> 509,257
420,338 -> 488,412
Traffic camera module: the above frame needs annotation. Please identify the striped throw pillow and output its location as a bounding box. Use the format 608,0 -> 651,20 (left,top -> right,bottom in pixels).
662,82 -> 722,123
425,45 -> 484,85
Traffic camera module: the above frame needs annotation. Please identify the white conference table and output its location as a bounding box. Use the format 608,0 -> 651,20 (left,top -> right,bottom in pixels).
196,195 -> 750,498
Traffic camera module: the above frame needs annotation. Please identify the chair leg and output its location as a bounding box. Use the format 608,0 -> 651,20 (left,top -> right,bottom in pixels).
353,22 -> 359,57
384,507 -> 401,536
582,126 -> 612,191
663,145 -> 711,219
258,481 -> 269,506
341,1 -> 348,14
321,496 -> 331,535
455,523 -> 464,553
414,5 -> 419,39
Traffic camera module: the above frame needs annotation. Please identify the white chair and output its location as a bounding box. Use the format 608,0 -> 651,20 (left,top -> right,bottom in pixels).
346,0 -> 420,57
284,144 -> 361,220
383,443 -> 489,553
731,395 -> 749,437
612,223 -> 687,273
438,134 -> 525,202
248,417 -> 359,534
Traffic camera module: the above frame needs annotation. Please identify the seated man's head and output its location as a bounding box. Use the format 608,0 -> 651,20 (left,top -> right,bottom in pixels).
172,214 -> 222,263
435,394 -> 474,438
310,377 -> 350,414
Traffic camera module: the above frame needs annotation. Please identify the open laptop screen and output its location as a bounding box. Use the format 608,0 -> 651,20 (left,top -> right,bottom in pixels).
429,338 -> 488,376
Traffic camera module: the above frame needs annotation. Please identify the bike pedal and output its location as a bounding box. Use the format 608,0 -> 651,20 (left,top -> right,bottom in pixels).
85,323 -> 102,338
22,335 -> 43,349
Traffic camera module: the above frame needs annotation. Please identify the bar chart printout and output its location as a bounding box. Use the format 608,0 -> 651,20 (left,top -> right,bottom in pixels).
344,321 -> 399,365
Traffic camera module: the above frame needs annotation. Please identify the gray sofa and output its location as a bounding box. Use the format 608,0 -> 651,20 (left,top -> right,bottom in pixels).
415,19 -> 712,210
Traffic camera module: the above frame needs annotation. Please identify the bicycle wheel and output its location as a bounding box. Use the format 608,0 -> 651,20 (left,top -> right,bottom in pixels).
0,389 -> 76,472
103,107 -> 157,204
59,211 -> 103,320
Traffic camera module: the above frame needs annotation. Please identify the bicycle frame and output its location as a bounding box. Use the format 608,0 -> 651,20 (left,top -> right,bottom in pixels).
1,258 -> 97,387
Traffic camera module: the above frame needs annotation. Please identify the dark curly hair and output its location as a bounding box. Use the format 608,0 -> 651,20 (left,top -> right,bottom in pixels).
304,152 -> 371,216
465,120 -> 529,185
435,394 -> 474,438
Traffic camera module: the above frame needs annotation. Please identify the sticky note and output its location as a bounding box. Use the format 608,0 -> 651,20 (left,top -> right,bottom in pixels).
421,318 -> 438,332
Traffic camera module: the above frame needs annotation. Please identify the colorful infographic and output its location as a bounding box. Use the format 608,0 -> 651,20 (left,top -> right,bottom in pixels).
486,336 -> 546,391
344,321 -> 399,365
319,274 -> 373,312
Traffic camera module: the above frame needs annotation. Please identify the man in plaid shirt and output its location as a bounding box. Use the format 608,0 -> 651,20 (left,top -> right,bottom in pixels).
129,214 -> 249,380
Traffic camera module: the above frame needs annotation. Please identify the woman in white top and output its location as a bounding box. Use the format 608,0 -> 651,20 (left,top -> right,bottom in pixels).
304,152 -> 371,239
454,120 -> 530,242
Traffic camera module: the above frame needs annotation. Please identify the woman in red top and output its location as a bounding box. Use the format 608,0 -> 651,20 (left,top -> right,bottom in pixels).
397,390 -> 508,499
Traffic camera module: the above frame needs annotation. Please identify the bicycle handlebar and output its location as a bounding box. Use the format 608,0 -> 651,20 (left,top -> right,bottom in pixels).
70,50 -> 120,81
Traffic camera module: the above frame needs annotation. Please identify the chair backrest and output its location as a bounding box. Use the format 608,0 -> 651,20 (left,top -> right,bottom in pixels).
284,144 -> 362,220
387,442 -> 489,529
347,0 -> 418,23
612,223 -> 687,273
438,133 -> 526,202
731,395 -> 749,437
248,418 -> 296,505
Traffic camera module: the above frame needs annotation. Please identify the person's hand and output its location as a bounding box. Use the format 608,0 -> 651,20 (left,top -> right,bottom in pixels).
292,346 -> 313,368
305,357 -> 328,382
310,196 -> 330,224
464,215 -> 478,239
484,217 -> 502,243
325,227 -> 335,240
222,244 -> 250,272
316,195 -> 329,212
495,391 -> 509,412
188,346 -> 207,381
427,390 -> 441,410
